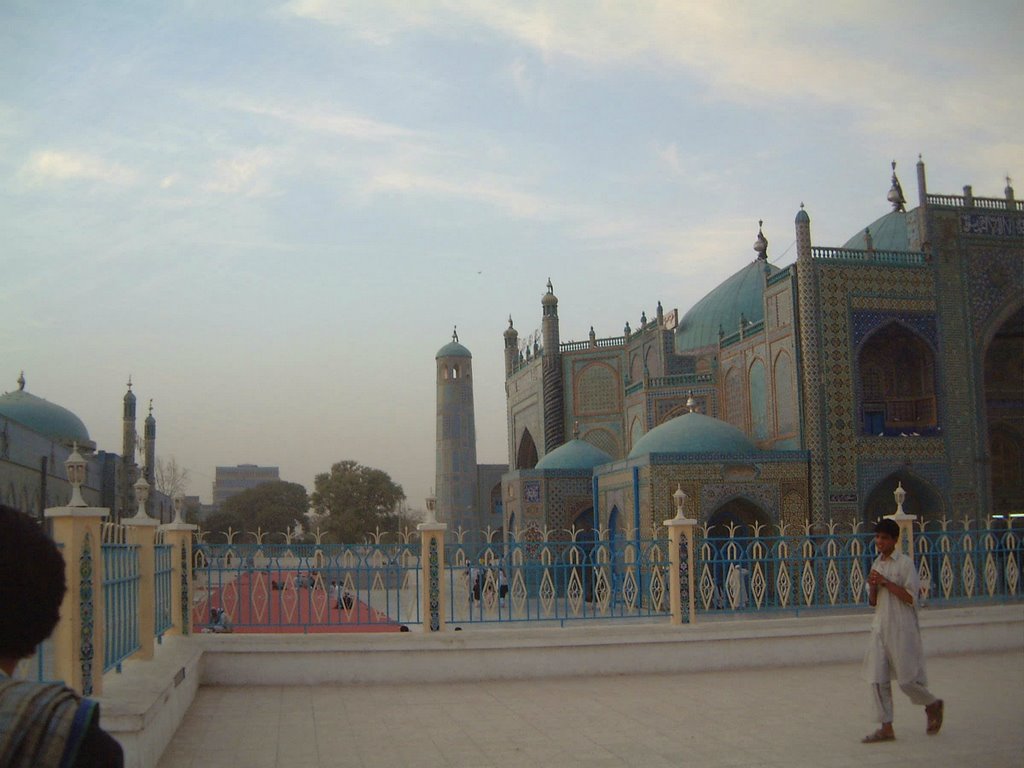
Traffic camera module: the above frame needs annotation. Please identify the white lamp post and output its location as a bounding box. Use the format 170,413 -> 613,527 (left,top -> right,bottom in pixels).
425,491 -> 437,524
893,481 -> 907,516
673,484 -> 689,521
65,442 -> 88,507
131,475 -> 151,521
172,491 -> 185,525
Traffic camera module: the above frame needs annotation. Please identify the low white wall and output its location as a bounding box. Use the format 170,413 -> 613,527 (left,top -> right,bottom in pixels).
97,636 -> 202,768
197,605 -> 1024,686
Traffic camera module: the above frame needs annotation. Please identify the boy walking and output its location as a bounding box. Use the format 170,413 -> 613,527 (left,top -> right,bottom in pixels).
862,518 -> 943,743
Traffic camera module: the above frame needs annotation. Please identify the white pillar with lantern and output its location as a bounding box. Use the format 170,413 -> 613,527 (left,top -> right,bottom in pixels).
418,491 -> 448,632
663,484 -> 698,625
885,481 -> 916,556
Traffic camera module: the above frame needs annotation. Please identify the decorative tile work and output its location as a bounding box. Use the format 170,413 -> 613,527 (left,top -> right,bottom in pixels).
966,247 -> 1024,345
574,361 -> 621,415
180,540 -> 190,636
80,532 -> 94,696
678,534 -> 690,624
851,310 -> 938,350
428,537 -> 440,631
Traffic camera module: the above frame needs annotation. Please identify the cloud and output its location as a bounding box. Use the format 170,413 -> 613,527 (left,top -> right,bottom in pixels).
202,147 -> 276,196
21,150 -> 137,185
228,99 -> 423,143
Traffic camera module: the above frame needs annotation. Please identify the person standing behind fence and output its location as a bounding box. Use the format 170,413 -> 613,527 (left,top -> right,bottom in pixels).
0,504 -> 124,767
862,518 -> 943,743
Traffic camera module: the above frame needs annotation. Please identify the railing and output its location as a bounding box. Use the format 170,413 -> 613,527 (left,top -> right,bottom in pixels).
155,531 -> 173,639
560,335 -> 628,353
811,246 -> 927,265
691,522 -> 1022,615
192,539 -> 421,631
625,372 -> 714,396
447,535 -> 671,624
927,193 -> 1023,211
101,523 -> 140,672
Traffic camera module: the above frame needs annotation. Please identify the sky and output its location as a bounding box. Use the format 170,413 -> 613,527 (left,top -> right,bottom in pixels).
2,0 -> 1022,509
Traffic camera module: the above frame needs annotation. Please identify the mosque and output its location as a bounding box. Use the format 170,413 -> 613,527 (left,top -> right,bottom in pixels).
0,374 -> 173,522
482,159 -> 1023,543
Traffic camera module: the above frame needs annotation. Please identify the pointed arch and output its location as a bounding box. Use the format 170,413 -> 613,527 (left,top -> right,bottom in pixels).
862,471 -> 944,527
983,304 -> 1024,518
857,321 -> 938,435
748,358 -> 768,441
516,428 -> 538,470
773,350 -> 797,436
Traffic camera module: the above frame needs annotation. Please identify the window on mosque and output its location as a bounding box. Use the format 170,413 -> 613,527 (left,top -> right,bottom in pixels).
857,324 -> 939,436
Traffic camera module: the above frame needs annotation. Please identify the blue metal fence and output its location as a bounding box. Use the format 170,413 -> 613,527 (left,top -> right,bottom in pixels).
192,538 -> 421,631
447,535 -> 671,624
155,533 -> 173,639
101,523 -> 140,672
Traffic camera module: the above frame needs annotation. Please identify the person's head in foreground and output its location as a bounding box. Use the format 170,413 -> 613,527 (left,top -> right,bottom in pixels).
873,518 -> 900,557
0,504 -> 123,767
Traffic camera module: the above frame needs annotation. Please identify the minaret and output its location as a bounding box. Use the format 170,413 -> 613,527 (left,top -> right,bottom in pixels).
435,327 -> 478,534
541,279 -> 565,453
503,316 -> 519,377
122,377 -> 138,523
794,204 -> 826,524
144,400 -> 156,517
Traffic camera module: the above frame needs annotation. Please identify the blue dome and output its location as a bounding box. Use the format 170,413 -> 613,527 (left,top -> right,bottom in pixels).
675,260 -> 780,352
436,341 -> 472,359
843,211 -> 908,251
628,412 -> 757,458
0,386 -> 92,446
536,439 -> 613,471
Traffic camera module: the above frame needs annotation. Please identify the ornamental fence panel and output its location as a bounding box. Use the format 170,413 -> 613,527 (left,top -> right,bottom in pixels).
101,522 -> 140,672
691,523 -> 1024,615
447,530 -> 672,625
154,531 -> 173,639
192,538 -> 421,632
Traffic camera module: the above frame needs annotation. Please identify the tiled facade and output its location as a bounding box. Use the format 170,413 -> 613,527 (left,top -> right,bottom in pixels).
502,162 -> 1024,535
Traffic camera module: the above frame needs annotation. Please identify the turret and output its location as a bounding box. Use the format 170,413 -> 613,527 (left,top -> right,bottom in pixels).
503,316 -> 519,377
144,400 -> 156,515
435,328 -> 478,533
540,279 -> 564,452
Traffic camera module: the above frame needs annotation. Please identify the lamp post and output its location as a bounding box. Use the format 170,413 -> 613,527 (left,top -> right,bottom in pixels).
893,481 -> 907,516
425,490 -> 437,524
172,491 -> 185,525
664,483 -> 697,624
673,484 -> 689,520
130,475 -> 151,521
65,442 -> 88,507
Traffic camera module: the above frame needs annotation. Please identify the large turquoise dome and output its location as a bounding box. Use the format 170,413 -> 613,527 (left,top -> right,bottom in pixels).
675,260 -> 780,353
628,412 -> 757,458
842,211 -> 909,251
536,439 -> 613,471
0,377 -> 92,446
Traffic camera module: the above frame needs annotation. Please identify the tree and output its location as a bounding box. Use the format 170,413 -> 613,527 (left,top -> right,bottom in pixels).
311,460 -> 406,543
203,481 -> 309,541
154,456 -> 190,498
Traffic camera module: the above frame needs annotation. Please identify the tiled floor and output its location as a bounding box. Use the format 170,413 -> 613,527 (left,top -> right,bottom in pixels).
159,650 -> 1023,767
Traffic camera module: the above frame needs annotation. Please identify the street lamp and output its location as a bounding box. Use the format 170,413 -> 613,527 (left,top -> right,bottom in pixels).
673,484 -> 689,521
65,442 -> 87,507
893,481 -> 907,516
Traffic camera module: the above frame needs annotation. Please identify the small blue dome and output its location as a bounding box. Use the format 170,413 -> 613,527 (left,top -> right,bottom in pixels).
536,439 -> 613,471
843,211 -> 908,251
436,341 -> 472,359
628,412 -> 757,458
0,386 -> 91,446
675,260 -> 780,353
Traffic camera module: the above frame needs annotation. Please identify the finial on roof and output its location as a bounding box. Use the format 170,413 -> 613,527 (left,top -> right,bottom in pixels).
508,315 -> 514,328
126,375 -> 133,390
887,159 -> 906,212
753,219 -> 768,259
546,277 -> 553,294
686,393 -> 697,413
452,326 -> 459,343
1006,175 -> 1014,197
17,371 -> 25,391
640,310 -> 647,326
864,227 -> 874,252
573,420 -> 580,440
148,399 -> 153,415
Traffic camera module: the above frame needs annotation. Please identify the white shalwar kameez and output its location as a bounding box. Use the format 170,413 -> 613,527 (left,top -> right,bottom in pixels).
862,550 -> 937,722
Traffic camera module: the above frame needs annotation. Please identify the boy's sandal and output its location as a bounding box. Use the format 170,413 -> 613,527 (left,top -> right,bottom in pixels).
862,729 -> 895,743
926,699 -> 944,734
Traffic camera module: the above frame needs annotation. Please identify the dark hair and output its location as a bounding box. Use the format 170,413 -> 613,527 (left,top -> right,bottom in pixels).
874,518 -> 901,540
0,505 -> 67,658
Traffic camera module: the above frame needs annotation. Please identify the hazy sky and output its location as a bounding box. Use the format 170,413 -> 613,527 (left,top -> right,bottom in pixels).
3,1 -> 1021,507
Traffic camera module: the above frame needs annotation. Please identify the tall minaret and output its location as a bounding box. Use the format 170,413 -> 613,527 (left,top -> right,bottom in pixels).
121,378 -> 138,522
144,400 -> 156,517
435,327 -> 478,534
503,316 -> 519,377
541,279 -> 564,453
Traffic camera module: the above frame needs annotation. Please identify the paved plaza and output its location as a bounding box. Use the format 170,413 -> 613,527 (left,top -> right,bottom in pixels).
158,648 -> 1022,768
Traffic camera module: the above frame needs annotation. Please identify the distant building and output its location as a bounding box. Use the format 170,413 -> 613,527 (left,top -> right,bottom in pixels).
0,374 -> 173,523
212,464 -> 280,507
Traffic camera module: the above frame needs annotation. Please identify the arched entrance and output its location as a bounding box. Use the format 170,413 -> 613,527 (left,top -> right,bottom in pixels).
983,305 -> 1024,520
858,323 -> 938,436
704,498 -> 771,609
863,472 -> 944,527
516,428 -> 538,469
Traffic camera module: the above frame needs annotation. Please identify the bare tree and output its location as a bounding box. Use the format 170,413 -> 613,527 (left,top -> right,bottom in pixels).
154,456 -> 190,497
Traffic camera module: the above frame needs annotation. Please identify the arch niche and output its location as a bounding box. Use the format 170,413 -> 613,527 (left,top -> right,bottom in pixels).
862,472 -> 943,528
516,428 -> 538,469
704,497 -> 772,608
858,322 -> 938,436
983,305 -> 1024,519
